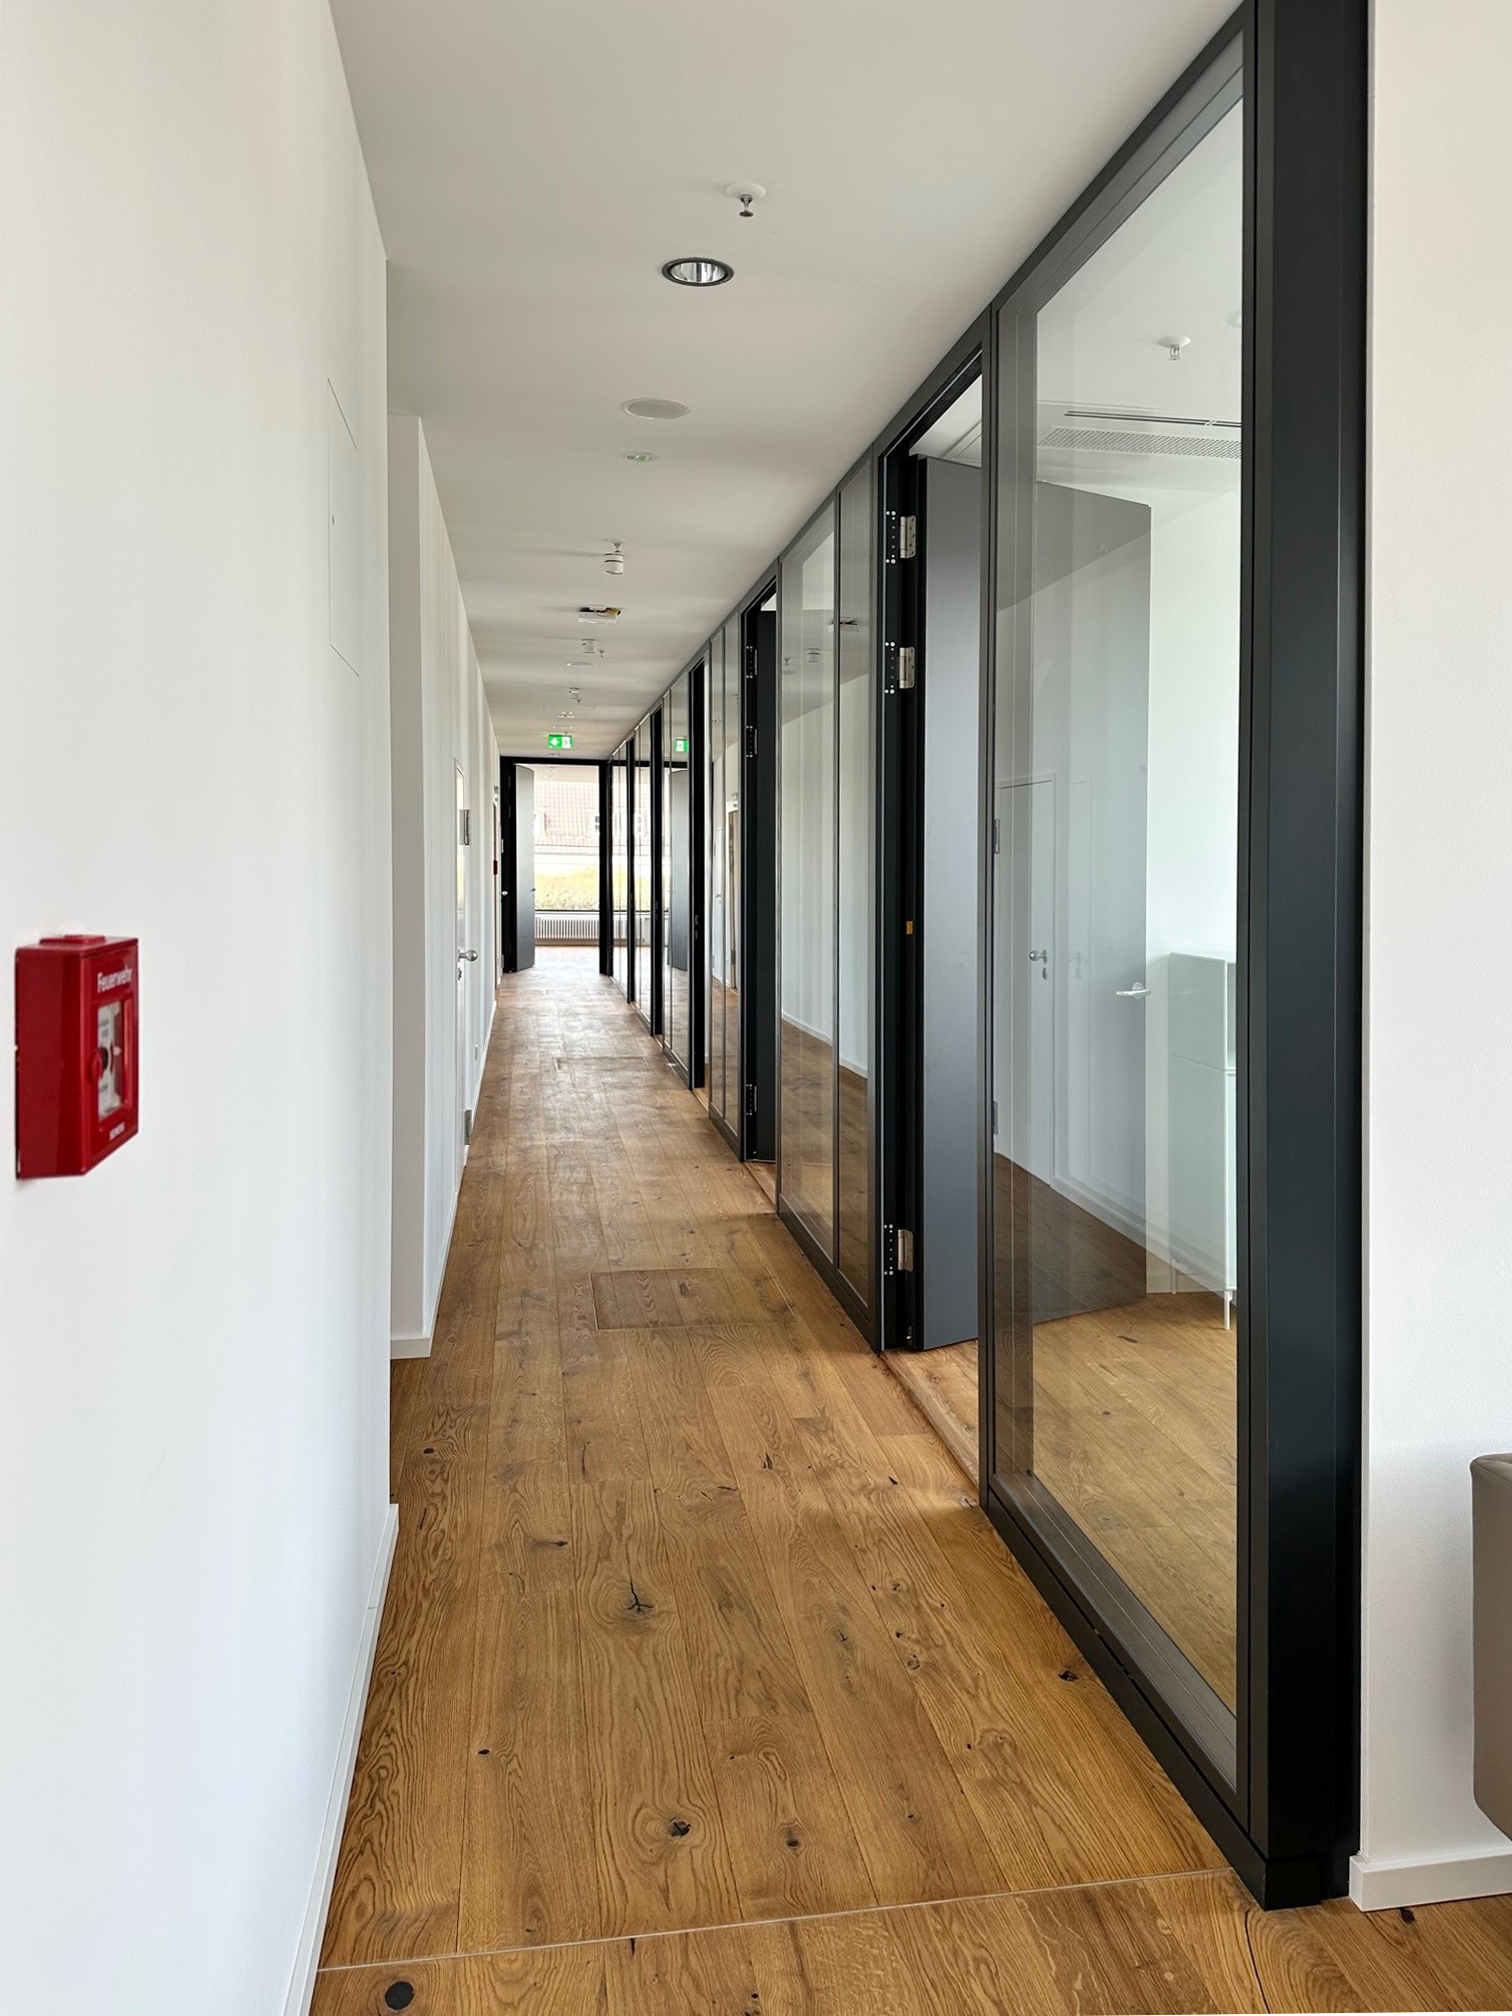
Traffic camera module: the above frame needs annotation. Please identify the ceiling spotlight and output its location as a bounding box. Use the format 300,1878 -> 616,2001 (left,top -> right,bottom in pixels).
725,181 -> 767,219
604,541 -> 625,576
623,451 -> 659,463
622,397 -> 688,421
661,257 -> 733,288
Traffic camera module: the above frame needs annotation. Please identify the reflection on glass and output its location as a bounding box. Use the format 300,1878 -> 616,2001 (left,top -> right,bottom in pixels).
722,613 -> 742,1125
664,670 -> 691,1068
708,635 -> 726,1119
992,103 -> 1242,1755
779,509 -> 836,1249
612,742 -> 629,991
634,713 -> 654,1023
837,466 -> 873,1300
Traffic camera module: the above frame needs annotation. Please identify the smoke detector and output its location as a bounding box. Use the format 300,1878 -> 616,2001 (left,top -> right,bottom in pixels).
604,541 -> 625,577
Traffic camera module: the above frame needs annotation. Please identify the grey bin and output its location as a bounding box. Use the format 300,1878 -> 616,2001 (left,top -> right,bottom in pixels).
1472,1453 -> 1512,1839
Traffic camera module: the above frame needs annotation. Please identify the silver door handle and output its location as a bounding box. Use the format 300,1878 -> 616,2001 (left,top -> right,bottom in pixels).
1115,982 -> 1149,998
1028,949 -> 1048,963
459,949 -> 479,962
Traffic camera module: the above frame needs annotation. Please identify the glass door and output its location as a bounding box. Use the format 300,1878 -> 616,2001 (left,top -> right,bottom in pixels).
633,712 -> 656,1029
612,741 -> 629,994
779,507 -> 837,1256
990,83 -> 1243,1782
663,669 -> 692,1073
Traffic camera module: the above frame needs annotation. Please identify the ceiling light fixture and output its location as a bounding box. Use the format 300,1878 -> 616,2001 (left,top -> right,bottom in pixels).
661,256 -> 733,288
622,397 -> 688,421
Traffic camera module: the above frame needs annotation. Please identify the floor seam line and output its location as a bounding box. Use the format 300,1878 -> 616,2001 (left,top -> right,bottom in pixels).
315,1861 -> 1236,1975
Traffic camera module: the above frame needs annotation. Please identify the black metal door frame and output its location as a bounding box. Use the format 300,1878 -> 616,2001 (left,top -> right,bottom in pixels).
970,1 -> 1365,1906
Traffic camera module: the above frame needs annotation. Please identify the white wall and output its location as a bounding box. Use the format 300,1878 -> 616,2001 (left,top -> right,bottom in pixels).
1354,0 -> 1512,1910
388,417 -> 496,1357
0,2 -> 393,2011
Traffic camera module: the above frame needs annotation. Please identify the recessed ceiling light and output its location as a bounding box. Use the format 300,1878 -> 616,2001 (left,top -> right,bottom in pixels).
662,257 -> 733,288
623,451 -> 659,463
622,397 -> 689,421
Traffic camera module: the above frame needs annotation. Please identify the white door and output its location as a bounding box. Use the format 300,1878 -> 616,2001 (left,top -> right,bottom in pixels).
455,762 -> 472,1174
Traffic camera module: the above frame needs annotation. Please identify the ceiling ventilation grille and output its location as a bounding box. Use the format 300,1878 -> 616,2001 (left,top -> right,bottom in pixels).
1041,425 -> 1241,460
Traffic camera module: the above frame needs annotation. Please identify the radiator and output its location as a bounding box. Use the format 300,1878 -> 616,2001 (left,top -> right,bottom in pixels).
534,910 -> 600,946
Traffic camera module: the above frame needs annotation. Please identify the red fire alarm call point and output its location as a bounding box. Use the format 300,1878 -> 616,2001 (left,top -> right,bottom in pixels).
15,935 -> 139,1178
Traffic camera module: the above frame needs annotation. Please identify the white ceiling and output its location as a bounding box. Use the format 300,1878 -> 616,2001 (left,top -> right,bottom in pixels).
329,0 -> 1234,758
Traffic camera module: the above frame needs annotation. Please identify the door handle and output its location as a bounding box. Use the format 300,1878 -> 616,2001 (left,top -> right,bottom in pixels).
1115,982 -> 1149,998
459,949 -> 479,962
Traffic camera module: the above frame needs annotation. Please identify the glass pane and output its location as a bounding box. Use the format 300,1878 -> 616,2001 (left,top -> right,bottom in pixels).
722,614 -> 743,1128
992,102 -> 1242,1761
634,715 -> 653,1022
837,466 -> 873,1303
708,637 -> 726,1118
780,508 -> 836,1252
613,743 -> 628,990
664,671 -> 691,1068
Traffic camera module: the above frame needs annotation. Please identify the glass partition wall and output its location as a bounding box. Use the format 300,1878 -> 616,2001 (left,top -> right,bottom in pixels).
612,740 -> 629,995
633,711 -> 656,1030
978,11 -> 1363,1903
708,626 -> 734,1142
779,509 -> 837,1257
990,59 -> 1243,1788
778,476 -> 875,1327
662,668 -> 692,1073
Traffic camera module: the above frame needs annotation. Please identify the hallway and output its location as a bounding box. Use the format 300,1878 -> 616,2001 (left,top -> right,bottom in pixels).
313,955 -> 1512,2014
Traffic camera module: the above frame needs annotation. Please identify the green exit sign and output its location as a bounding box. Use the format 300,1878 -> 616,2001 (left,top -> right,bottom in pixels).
547,731 -> 574,750
673,736 -> 688,754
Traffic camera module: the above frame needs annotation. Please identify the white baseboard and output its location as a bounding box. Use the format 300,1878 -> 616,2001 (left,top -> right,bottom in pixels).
282,1502 -> 399,2016
1349,1841 -> 1512,1910
389,1329 -> 432,1360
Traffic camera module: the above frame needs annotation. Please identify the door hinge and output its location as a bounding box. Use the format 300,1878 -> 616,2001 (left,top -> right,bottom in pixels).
992,1098 -> 999,1133
463,1107 -> 474,1145
745,722 -> 758,759
993,816 -> 1001,855
744,1083 -> 758,1118
898,513 -> 917,560
884,642 -> 916,696
460,808 -> 471,845
883,1224 -> 915,1276
745,642 -> 758,679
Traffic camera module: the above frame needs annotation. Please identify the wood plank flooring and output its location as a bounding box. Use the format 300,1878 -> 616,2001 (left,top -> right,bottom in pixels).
313,951 -> 1512,2013
887,1338 -> 979,1480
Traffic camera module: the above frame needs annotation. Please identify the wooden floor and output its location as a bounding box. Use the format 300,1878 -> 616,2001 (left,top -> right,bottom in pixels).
313,951 -> 1512,2014
888,1338 -> 979,1480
